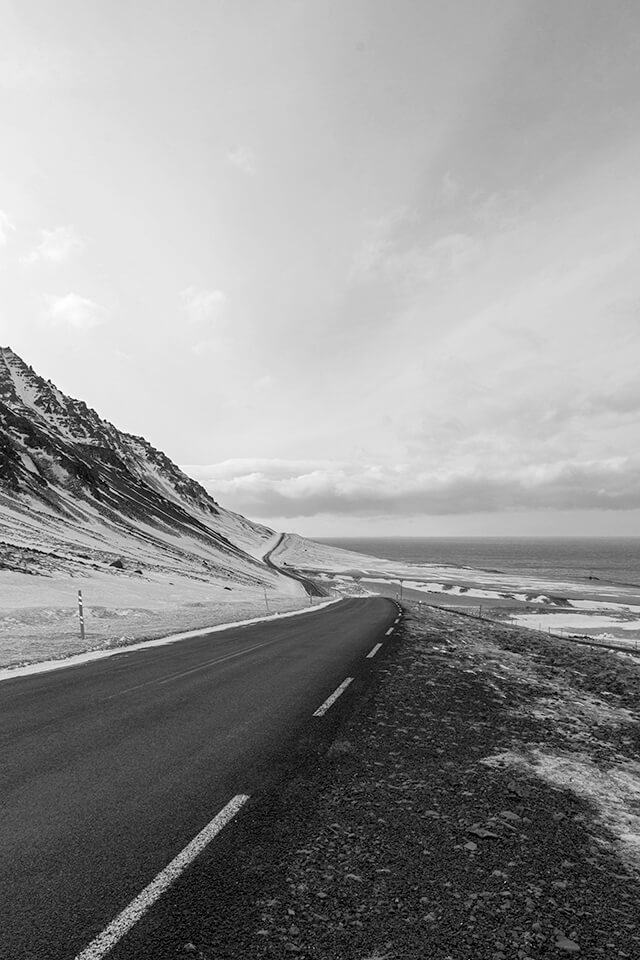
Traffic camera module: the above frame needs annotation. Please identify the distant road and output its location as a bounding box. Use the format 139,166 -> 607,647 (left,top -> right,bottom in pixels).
263,532 -> 327,597
0,597 -> 396,960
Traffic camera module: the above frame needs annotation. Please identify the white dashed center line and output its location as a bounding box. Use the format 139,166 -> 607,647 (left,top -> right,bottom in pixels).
366,643 -> 383,659
313,677 -> 354,717
385,627 -> 394,636
74,794 -> 249,960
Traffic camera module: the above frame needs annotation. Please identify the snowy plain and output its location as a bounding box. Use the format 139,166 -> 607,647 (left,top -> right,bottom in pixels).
0,596 -> 339,682
0,565 -> 311,669
273,533 -> 640,645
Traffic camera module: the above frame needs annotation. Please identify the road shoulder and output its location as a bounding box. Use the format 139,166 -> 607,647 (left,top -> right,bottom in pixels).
113,602 -> 640,959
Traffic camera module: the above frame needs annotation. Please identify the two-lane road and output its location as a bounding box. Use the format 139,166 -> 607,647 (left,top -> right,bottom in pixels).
0,597 -> 396,960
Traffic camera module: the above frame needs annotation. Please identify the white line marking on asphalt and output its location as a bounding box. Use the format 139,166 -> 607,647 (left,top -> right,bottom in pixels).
366,643 -> 382,659
313,677 -> 353,716
74,794 -> 249,960
385,627 -> 394,636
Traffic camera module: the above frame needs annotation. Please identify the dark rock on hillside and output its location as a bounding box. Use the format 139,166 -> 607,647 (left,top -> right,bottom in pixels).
0,346 -> 279,586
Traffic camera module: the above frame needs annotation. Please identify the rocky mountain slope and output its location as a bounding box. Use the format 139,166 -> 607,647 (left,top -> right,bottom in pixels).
0,346 -> 282,587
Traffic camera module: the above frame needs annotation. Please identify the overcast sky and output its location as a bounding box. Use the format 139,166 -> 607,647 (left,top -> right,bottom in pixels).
1,0 -> 639,536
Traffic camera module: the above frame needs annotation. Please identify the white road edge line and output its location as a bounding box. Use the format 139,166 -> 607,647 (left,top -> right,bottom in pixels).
74,794 -> 249,960
385,627 -> 394,636
313,677 -> 353,717
1,599 -> 342,684
366,643 -> 383,659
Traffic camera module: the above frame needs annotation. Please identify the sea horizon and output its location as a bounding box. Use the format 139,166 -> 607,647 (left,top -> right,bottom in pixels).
314,534 -> 640,539
314,535 -> 640,589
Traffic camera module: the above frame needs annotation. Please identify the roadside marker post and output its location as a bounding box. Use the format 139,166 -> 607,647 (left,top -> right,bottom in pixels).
78,589 -> 85,642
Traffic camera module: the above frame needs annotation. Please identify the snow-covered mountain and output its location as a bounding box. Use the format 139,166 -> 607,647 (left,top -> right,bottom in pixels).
0,346 -> 282,586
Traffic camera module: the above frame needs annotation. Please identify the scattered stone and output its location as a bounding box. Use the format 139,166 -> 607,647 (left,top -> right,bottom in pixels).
177,602 -> 640,959
507,780 -> 531,798
555,933 -> 581,952
468,824 -> 499,838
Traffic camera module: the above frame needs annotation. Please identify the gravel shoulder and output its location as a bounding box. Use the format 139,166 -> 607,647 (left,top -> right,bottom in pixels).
116,602 -> 640,959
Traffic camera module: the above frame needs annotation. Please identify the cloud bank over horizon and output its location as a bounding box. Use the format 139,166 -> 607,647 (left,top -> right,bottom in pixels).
185,456 -> 640,521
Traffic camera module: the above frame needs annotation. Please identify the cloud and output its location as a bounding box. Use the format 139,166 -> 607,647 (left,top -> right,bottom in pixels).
406,232 -> 477,281
182,457 -> 640,520
539,381 -> 640,426
350,208 -> 477,291
438,170 -> 460,206
42,293 -> 105,330
348,207 -> 413,282
227,146 -> 257,176
24,225 -> 84,263
0,210 -> 16,245
180,286 -> 227,324
349,182 -> 530,295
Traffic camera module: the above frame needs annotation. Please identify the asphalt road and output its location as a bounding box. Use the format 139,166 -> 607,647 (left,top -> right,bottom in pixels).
0,597 -> 396,960
263,533 -> 327,597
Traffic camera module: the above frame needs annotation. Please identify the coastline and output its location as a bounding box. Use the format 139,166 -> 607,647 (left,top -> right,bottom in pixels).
275,535 -> 640,647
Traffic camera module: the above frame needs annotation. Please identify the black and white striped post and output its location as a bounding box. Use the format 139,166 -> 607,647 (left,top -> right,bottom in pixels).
78,589 -> 85,642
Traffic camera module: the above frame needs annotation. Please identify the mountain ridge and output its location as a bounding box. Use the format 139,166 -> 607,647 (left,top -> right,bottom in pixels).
0,346 -> 282,586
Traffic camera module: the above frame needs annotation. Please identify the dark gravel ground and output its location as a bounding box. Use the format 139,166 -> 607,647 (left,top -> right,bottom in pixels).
120,602 -> 640,960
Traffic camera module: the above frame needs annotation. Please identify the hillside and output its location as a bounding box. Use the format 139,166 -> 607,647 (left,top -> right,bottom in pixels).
0,346 -> 283,582
0,347 -> 308,667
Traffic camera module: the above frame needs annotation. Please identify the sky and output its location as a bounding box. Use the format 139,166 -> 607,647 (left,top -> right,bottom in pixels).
1,0 -> 640,537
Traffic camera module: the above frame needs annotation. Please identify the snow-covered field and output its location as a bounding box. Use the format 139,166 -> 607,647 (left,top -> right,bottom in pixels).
0,597 -> 339,682
0,483 -> 314,670
510,611 -> 640,633
1,351 -> 337,671
509,611 -> 640,647
274,533 -> 640,645
273,534 -> 637,598
0,565 -> 311,669
4,526 -> 638,669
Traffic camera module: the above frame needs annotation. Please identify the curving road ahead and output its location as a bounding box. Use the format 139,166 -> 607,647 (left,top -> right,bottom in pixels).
262,532 -> 327,597
0,596 -> 396,960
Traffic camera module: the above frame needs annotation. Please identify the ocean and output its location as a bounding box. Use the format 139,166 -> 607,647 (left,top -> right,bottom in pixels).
316,537 -> 640,589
